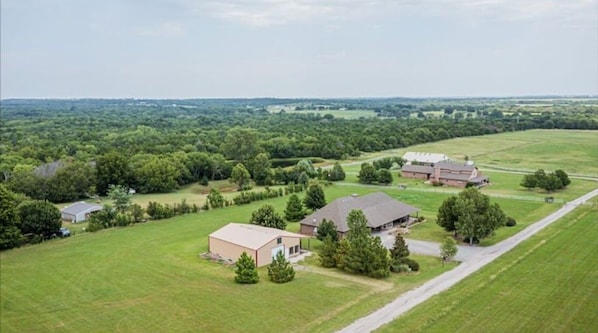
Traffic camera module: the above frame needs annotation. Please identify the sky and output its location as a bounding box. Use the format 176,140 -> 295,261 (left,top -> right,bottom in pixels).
1,0 -> 597,99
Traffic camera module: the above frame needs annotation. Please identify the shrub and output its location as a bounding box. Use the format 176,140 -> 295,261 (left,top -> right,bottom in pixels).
506,217 -> 517,227
431,181 -> 443,187
391,264 -> 411,273
404,258 -> 420,272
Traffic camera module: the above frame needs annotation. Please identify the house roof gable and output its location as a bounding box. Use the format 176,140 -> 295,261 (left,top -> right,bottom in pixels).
209,223 -> 307,250
402,152 -> 449,164
300,192 -> 419,233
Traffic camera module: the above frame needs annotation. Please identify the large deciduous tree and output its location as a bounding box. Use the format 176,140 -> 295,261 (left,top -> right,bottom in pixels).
221,127 -> 262,163
16,200 -> 61,239
0,184 -> 23,250
107,184 -> 132,213
250,204 -> 286,230
230,163 -> 251,191
358,163 -> 377,184
247,153 -> 273,186
436,196 -> 459,235
303,184 -> 326,211
96,152 -> 133,195
437,188 -> 507,245
377,168 -> 393,185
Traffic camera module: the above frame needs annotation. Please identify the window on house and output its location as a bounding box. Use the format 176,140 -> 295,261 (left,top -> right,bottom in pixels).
295,245 -> 299,253
277,237 -> 282,244
289,247 -> 294,255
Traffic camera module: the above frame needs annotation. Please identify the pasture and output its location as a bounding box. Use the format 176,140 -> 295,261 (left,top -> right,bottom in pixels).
382,129 -> 598,177
267,106 -> 378,119
376,202 -> 598,333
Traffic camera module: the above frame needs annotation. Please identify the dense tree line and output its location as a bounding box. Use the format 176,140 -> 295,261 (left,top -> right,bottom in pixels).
0,184 -> 63,249
1,98 -> 596,201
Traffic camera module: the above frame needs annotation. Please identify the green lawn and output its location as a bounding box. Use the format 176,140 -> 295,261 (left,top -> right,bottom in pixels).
376,203 -> 598,333
1,188 -> 457,333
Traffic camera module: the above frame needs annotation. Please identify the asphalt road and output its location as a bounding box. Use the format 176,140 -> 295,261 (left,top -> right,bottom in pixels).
338,188 -> 598,333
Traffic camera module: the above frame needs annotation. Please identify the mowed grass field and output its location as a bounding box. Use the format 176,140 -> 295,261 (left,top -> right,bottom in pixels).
389,129 -> 598,177
1,185 -> 458,333
376,202 -> 598,333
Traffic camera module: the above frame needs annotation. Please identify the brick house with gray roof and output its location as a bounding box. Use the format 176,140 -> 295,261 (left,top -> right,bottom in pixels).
401,161 -> 489,187
299,192 -> 419,239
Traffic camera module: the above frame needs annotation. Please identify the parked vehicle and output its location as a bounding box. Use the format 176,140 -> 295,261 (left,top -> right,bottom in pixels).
58,227 -> 71,237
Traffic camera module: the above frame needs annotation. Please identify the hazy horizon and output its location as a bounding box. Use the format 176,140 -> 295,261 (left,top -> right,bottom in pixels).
2,0 -> 597,99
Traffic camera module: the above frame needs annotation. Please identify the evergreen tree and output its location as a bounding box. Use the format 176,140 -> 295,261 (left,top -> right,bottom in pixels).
366,237 -> 391,278
344,209 -> 371,274
390,234 -> 410,262
335,238 -> 350,270
250,204 -> 286,230
235,252 -> 260,284
268,251 -> 295,283
328,162 -> 346,181
319,235 -> 338,268
284,194 -> 306,222
303,184 -> 326,210
316,218 -> 338,242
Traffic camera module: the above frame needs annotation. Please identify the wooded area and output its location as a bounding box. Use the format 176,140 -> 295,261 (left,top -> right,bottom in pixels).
1,97 -> 597,203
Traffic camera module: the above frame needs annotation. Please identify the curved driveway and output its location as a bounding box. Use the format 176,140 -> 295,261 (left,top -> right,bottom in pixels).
338,188 -> 598,333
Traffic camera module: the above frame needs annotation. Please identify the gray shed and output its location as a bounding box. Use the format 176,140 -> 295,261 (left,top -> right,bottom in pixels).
60,202 -> 103,223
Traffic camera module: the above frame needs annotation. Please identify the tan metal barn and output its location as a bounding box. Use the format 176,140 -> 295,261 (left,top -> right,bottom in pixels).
208,223 -> 308,267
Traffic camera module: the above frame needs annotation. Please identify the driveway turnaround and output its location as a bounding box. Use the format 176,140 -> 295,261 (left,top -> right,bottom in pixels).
338,188 -> 598,333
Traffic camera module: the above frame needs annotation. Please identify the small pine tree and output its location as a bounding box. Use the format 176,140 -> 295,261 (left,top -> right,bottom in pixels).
319,235 -> 338,268
390,234 -> 410,262
303,184 -> 326,211
235,252 -> 259,284
316,218 -> 339,242
328,162 -> 346,181
367,237 -> 391,278
284,194 -> 306,222
334,238 -> 350,270
268,251 -> 295,283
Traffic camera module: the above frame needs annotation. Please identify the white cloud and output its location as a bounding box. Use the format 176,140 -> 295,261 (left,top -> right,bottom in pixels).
189,0 -> 597,28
